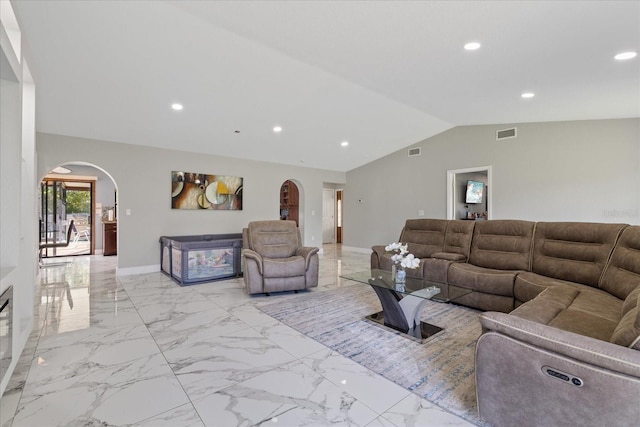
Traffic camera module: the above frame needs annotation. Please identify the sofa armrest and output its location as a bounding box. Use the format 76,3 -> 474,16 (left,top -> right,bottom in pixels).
371,245 -> 387,269
371,245 -> 387,259
477,311 -> 640,427
430,252 -> 467,262
296,246 -> 319,269
242,248 -> 263,275
479,311 -> 640,376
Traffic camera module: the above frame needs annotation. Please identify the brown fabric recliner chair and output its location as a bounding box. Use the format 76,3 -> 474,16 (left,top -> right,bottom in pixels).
242,220 -> 319,295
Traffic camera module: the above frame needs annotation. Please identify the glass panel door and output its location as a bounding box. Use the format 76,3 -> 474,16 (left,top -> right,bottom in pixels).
40,179 -> 93,257
40,180 -> 68,257
64,184 -> 92,256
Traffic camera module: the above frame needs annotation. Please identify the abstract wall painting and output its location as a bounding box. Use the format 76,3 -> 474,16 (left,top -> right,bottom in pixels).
171,171 -> 243,210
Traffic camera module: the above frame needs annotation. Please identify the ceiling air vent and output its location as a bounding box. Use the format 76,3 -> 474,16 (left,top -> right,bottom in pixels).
496,127 -> 517,140
408,147 -> 421,157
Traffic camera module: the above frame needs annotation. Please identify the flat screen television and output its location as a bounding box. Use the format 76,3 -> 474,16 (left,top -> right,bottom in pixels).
465,180 -> 484,204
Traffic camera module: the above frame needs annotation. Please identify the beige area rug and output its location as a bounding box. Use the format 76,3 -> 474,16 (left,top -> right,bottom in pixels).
258,284 -> 488,426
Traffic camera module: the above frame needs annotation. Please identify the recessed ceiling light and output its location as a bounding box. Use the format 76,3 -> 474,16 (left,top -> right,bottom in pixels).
341,141 -> 349,147
273,126 -> 282,133
521,92 -> 535,99
464,42 -> 481,51
171,103 -> 183,111
614,51 -> 637,61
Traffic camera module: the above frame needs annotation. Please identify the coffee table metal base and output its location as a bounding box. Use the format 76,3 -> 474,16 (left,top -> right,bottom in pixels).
365,311 -> 443,342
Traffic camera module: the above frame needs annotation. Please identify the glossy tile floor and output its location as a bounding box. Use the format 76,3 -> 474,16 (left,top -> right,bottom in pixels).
1,245 -> 473,427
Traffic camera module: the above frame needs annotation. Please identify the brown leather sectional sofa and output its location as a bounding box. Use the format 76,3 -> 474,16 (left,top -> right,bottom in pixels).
371,219 -> 640,427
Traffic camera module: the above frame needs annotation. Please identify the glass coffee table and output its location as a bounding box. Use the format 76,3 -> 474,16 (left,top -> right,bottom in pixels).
340,269 -> 472,342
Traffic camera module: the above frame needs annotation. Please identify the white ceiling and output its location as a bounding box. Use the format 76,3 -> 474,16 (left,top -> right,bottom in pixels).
11,0 -> 640,172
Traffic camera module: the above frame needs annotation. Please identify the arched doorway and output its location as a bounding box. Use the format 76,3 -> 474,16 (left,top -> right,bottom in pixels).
279,180 -> 299,226
39,162 -> 118,259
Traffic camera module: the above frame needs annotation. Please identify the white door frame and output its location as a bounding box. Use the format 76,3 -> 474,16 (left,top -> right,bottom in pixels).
446,166 -> 493,220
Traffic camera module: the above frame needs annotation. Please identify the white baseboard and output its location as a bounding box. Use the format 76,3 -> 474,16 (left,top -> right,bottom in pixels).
116,264 -> 160,276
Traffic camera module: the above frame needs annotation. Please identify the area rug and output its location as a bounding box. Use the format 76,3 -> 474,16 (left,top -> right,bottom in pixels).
257,284 -> 487,426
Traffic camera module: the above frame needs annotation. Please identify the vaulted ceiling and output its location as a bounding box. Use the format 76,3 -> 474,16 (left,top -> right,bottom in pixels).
11,1 -> 640,172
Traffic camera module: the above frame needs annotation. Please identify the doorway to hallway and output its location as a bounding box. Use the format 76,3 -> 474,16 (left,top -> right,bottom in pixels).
322,187 -> 343,244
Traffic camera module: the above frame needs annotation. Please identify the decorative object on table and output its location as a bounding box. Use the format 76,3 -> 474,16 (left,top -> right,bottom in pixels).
385,242 -> 420,283
101,206 -> 115,221
171,171 -> 243,210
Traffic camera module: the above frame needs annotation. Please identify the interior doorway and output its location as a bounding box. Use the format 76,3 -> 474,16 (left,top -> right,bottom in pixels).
336,190 -> 343,244
321,187 -> 343,244
279,180 -> 300,226
446,166 -> 492,220
322,189 -> 335,243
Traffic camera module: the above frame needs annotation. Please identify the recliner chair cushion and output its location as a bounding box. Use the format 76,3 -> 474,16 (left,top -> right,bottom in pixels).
249,221 -> 300,258
263,256 -> 306,278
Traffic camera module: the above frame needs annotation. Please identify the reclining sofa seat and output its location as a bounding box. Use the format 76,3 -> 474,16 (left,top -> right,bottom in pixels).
242,220 -> 319,295
513,222 -> 628,304
447,219 -> 535,312
476,223 -> 640,427
371,219 -> 447,278
371,219 -> 474,279
505,223 -> 640,345
423,219 -> 476,283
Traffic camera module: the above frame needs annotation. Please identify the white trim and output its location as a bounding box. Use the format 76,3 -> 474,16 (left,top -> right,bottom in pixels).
116,264 -> 159,276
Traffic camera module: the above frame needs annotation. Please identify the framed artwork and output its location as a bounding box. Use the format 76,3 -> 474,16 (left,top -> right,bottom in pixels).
171,171 -> 243,210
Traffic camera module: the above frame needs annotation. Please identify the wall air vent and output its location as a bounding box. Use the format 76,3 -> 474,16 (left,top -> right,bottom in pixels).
496,127 -> 517,140
408,147 -> 421,157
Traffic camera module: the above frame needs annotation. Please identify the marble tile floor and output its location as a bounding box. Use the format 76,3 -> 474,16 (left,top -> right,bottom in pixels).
1,245 -> 473,427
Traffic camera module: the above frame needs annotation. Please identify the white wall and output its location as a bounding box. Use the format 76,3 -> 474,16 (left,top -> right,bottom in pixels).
344,118 -> 640,250
0,0 -> 37,396
36,133 -> 346,273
